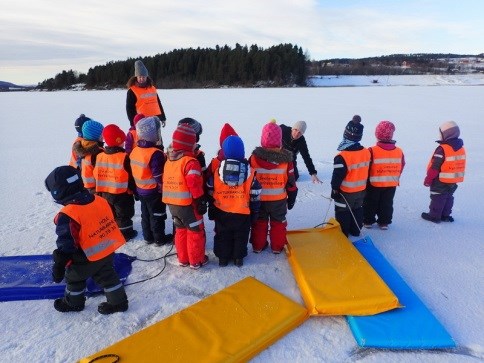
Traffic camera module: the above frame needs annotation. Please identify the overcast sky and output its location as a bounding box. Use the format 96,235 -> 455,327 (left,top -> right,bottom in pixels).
1,0 -> 483,84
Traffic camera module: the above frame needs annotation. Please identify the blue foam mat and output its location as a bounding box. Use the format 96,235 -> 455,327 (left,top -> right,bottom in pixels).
347,237 -> 455,349
0,253 -> 135,302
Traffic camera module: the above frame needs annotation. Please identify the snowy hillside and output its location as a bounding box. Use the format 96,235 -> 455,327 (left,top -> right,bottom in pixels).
0,82 -> 483,362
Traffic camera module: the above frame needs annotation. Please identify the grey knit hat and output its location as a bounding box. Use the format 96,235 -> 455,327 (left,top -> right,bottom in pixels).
134,60 -> 149,77
293,121 -> 307,134
136,116 -> 160,143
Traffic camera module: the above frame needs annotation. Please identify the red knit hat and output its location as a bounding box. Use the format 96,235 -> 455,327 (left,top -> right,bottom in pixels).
375,120 -> 395,141
261,120 -> 282,148
219,123 -> 238,147
133,113 -> 146,126
172,123 -> 196,151
102,124 -> 126,147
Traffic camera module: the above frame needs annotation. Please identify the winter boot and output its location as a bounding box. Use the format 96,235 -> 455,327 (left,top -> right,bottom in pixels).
190,255 -> 209,270
54,298 -> 84,313
98,301 -> 129,315
155,233 -> 174,246
441,216 -> 454,222
421,212 -> 441,223
234,258 -> 244,267
122,228 -> 138,242
219,258 -> 229,267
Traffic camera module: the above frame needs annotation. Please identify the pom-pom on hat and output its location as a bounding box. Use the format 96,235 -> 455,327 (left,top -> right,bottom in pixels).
103,124 -> 126,147
439,121 -> 460,141
134,60 -> 148,77
45,165 -> 84,203
172,123 -> 196,151
375,120 -> 395,142
293,121 -> 307,135
136,116 -> 160,143
219,123 -> 238,147
74,114 -> 91,135
133,113 -> 146,126
343,121 -> 364,142
82,120 -> 104,141
178,118 -> 203,137
261,119 -> 282,148
222,135 -> 245,160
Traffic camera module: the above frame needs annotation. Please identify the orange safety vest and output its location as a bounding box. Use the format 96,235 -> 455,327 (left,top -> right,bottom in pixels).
130,147 -> 161,190
93,152 -> 129,194
338,149 -> 371,193
213,165 -> 254,215
162,156 -> 197,206
368,146 -> 403,187
427,144 -> 466,183
130,85 -> 162,117
128,129 -> 138,150
81,154 -> 97,189
60,196 -> 125,261
250,158 -> 288,202
69,137 -> 82,168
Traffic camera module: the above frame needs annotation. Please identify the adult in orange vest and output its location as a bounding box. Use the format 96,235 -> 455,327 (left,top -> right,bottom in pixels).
422,121 -> 466,223
363,121 -> 405,230
45,166 -> 128,314
94,124 -> 138,241
69,114 -> 91,169
207,135 -> 262,267
126,60 -> 166,128
130,117 -> 172,246
162,123 -> 208,269
331,119 -> 370,237
73,120 -> 104,193
249,120 -> 298,254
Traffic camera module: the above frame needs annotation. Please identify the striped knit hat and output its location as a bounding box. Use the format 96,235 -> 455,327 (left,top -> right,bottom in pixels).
172,123 -> 196,151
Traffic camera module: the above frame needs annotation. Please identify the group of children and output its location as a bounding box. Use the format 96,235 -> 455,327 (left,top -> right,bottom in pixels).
46,113 -> 465,314
331,115 -> 466,237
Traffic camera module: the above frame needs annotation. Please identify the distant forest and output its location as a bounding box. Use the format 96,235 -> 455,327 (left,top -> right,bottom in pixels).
36,45 -> 483,91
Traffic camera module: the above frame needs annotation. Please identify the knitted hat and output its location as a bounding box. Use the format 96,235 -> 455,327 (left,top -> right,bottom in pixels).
74,114 -> 91,135
352,115 -> 362,123
293,121 -> 307,135
222,135 -> 245,160
134,60 -> 148,77
172,123 -> 196,151
375,120 -> 395,142
178,118 -> 203,137
82,120 -> 104,141
103,124 -> 126,147
261,120 -> 282,148
133,113 -> 146,126
439,121 -> 460,141
45,165 -> 84,203
136,116 -> 160,143
343,121 -> 364,142
219,123 -> 238,147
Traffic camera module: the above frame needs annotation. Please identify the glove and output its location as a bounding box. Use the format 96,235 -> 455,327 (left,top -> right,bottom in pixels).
287,200 -> 295,210
52,249 -> 71,283
331,189 -> 340,200
195,197 -> 208,215
287,189 -> 297,211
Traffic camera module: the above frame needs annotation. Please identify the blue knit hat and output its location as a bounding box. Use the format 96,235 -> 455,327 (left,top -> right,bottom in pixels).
82,120 -> 104,141
222,135 -> 245,160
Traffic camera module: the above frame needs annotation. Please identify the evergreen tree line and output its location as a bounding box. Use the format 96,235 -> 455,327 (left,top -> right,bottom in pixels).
37,43 -> 307,90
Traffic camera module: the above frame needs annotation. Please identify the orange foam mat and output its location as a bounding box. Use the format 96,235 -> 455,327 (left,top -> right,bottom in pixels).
79,277 -> 308,363
286,218 -> 400,316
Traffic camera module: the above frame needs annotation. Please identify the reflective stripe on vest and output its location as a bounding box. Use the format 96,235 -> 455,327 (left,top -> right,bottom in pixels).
338,149 -> 371,193
60,196 -> 125,261
93,152 -> 129,193
130,85 -> 162,117
81,154 -> 96,188
213,167 -> 254,215
251,159 -> 288,201
368,146 -> 403,187
130,147 -> 160,189
429,144 -> 466,183
162,156 -> 196,206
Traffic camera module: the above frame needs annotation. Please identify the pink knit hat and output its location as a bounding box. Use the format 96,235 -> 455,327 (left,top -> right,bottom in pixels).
375,120 -> 395,141
261,120 -> 282,148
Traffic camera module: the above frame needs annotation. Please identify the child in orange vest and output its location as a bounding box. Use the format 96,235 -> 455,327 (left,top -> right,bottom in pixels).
422,121 -> 466,223
178,117 -> 206,172
249,120 -> 297,254
363,121 -> 405,230
208,136 -> 261,266
162,123 -> 208,269
45,165 -> 128,314
94,124 -> 138,241
69,114 -> 91,168
125,113 -> 145,155
130,116 -> 172,246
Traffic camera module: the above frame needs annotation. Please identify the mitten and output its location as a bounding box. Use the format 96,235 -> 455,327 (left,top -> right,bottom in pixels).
331,189 -> 340,200
52,249 -> 71,283
424,168 -> 439,187
194,197 -> 208,215
287,189 -> 297,210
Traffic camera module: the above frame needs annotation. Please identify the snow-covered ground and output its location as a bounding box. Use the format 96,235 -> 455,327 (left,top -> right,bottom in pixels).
0,77 -> 483,362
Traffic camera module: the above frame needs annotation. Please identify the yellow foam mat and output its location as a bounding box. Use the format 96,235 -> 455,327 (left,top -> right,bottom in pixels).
286,218 -> 400,316
79,277 -> 308,363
